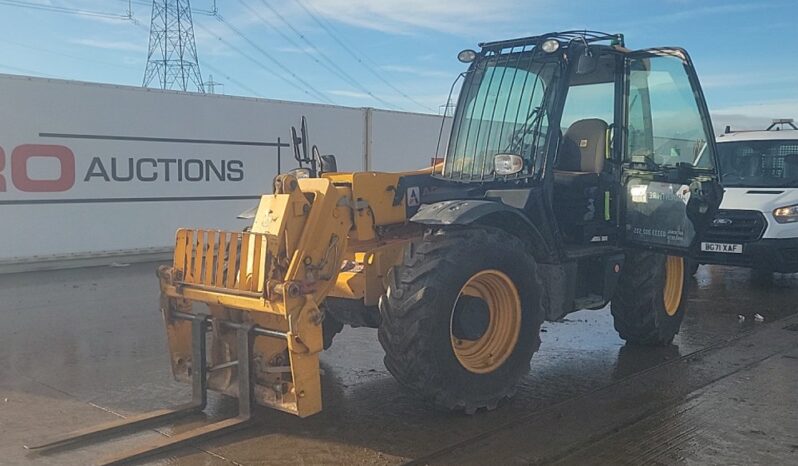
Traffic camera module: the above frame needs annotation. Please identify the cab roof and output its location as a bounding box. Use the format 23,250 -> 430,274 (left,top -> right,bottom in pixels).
479,30 -> 623,53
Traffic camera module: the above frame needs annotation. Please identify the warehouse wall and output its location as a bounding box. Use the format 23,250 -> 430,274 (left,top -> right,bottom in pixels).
369,108 -> 450,172
0,74 -> 450,270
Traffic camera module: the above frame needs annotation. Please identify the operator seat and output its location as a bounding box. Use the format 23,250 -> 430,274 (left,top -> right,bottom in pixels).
553,118 -> 610,242
553,118 -> 608,187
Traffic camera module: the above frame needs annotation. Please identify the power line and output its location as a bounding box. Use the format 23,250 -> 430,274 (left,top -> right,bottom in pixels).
0,63 -> 59,78
293,0 -> 435,113
192,19 -> 330,102
249,0 -> 400,110
4,38 -> 140,70
132,20 -> 264,97
0,1 -> 265,98
117,0 -> 221,22
202,62 -> 264,97
210,13 -> 335,104
114,0 -> 151,9
116,0 -> 152,6
0,0 -> 130,19
145,1 -> 334,103
1,0 -> 382,106
192,0 -> 218,16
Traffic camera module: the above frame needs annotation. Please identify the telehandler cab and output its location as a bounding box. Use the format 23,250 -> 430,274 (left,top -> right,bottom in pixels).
28,31 -> 723,464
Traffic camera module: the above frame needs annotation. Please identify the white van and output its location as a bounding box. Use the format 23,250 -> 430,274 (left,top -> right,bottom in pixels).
693,119 -> 798,273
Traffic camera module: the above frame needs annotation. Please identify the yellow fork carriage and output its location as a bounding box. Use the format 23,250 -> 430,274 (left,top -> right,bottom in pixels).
26,172 -> 414,464
161,171 -> 412,416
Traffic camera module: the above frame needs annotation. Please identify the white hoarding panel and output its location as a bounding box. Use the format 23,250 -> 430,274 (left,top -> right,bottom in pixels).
0,74 -> 365,264
369,109 -> 451,172
0,74 -> 453,269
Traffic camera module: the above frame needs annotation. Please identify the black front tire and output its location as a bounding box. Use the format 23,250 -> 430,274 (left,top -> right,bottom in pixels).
377,226 -> 544,413
611,251 -> 687,345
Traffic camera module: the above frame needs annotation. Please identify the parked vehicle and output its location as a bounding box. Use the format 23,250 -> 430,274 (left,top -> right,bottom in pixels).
693,119 -> 798,273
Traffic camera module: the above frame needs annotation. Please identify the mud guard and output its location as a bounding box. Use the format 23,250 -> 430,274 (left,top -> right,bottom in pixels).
411,199 -> 521,225
410,200 -> 555,263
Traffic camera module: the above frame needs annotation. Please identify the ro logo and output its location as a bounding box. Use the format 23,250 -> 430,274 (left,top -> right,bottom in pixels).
0,144 -> 76,192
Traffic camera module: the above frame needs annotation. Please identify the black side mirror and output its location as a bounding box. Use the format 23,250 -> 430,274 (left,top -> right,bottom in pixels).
291,116 -> 318,177
576,47 -> 598,75
319,154 -> 338,174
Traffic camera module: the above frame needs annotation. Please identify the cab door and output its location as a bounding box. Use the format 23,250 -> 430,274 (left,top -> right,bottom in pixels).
619,48 -> 723,254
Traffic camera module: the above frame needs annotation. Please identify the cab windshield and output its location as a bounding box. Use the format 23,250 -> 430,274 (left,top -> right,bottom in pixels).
718,139 -> 798,187
444,52 -> 561,180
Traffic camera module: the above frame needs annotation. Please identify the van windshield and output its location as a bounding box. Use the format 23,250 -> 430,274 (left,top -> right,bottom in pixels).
718,139 -> 798,187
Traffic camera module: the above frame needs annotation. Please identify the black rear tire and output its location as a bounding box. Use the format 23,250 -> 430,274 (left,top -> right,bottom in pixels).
377,226 -> 544,413
611,251 -> 687,345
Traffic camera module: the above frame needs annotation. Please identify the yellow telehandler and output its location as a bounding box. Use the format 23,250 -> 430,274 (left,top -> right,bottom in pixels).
28,31 -> 724,464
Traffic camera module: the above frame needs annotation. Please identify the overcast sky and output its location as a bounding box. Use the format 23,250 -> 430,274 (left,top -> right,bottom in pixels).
1,0 -> 796,130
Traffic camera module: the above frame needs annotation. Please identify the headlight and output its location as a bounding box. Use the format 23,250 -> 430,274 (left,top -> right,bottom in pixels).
630,184 -> 648,203
457,49 -> 477,63
773,204 -> 798,223
541,39 -> 560,53
494,154 -> 523,175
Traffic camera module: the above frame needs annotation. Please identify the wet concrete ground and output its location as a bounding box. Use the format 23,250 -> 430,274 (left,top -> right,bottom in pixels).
1,262 -> 797,465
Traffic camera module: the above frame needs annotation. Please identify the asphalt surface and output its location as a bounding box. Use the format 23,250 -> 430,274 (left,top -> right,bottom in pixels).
1,262 -> 797,465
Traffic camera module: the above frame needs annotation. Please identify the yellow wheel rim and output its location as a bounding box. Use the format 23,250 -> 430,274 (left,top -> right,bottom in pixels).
450,270 -> 522,374
663,256 -> 684,316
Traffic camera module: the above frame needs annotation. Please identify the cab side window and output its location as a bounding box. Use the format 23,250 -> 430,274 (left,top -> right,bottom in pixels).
560,81 -> 614,130
627,84 -> 649,158
626,55 -> 715,169
556,76 -> 615,174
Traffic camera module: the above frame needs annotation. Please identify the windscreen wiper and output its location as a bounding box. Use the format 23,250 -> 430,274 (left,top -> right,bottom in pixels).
506,106 -> 542,153
500,62 -> 554,164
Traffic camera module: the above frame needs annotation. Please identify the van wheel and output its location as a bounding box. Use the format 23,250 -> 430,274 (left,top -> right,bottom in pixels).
611,252 -> 687,345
